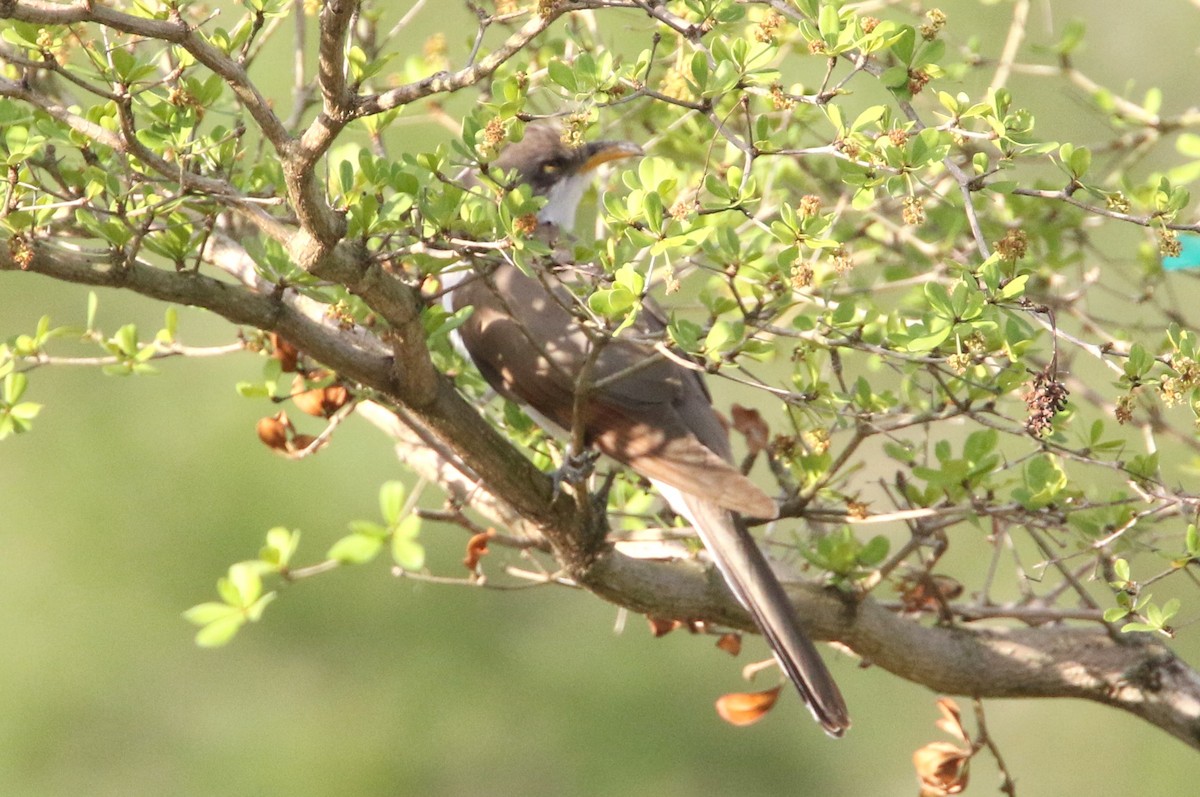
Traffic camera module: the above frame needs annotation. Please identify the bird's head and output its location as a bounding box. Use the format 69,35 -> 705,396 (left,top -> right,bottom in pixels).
492,125 -> 643,232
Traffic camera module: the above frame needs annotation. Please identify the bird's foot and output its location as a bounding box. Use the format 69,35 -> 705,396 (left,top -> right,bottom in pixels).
550,447 -> 600,499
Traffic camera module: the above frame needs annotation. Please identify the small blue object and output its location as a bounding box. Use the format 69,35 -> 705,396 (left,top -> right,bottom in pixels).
1163,234 -> 1200,271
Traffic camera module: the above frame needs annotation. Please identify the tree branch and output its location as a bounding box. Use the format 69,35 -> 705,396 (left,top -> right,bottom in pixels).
350,2 -> 572,117
3,0 -> 291,150
358,399 -> 1200,749
1,239 -> 596,571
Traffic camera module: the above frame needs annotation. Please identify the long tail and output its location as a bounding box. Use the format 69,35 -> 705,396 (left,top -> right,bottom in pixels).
656,482 -> 850,736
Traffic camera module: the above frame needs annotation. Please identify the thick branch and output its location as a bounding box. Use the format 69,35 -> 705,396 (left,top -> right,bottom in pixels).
599,550 -> 1200,747
1,241 -> 596,570
289,0 -> 357,221
8,233 -> 1200,748
316,0 -> 355,117
356,406 -> 1200,750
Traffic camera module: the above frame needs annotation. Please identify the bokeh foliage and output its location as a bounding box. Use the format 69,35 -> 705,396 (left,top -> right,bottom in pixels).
4,0 -> 1200,793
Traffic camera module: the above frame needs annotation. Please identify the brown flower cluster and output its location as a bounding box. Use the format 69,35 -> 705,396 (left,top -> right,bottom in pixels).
798,194 -> 823,218
908,68 -> 932,95
1024,368 -> 1069,436
770,84 -> 795,111
755,10 -> 785,44
920,9 -> 948,41
994,228 -> 1027,261
902,195 -> 926,226
1158,227 -> 1182,258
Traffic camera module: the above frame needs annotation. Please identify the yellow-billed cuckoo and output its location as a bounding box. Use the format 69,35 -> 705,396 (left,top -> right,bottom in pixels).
450,125 -> 850,736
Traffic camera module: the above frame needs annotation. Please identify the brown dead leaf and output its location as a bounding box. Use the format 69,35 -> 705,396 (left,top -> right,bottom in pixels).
463,530 -> 493,570
715,633 -> 742,656
292,374 -> 350,417
913,742 -> 971,796
292,378 -> 327,417
715,686 -> 781,727
646,616 -> 683,637
899,574 -> 964,612
730,404 -> 770,456
268,333 -> 299,373
290,433 -> 320,451
934,697 -> 970,744
913,698 -> 974,796
844,498 -> 870,520
256,412 -> 292,451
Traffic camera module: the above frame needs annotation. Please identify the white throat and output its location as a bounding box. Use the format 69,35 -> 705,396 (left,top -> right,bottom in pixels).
537,172 -> 590,232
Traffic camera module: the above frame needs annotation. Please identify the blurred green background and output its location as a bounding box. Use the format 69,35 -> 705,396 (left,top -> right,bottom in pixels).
4,1 -> 1200,794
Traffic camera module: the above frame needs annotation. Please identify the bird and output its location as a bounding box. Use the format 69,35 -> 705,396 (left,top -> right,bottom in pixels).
448,124 -> 850,736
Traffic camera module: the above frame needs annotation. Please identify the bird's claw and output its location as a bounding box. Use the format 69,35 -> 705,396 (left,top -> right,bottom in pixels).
551,447 -> 600,499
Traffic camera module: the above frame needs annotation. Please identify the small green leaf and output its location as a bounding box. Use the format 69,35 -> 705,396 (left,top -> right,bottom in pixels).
260,526 -> 300,570
328,533 -> 383,564
547,59 -> 577,92
1103,606 -> 1129,623
1113,558 -> 1131,584
997,274 -> 1029,300
704,319 -> 741,357
236,382 -> 271,398
226,562 -> 262,605
193,614 -> 245,647
379,480 -> 406,525
390,514 -> 424,569
391,538 -> 425,571
4,371 -> 28,403
859,535 -> 890,566
244,591 -> 277,622
86,291 -> 99,332
157,306 -> 179,344
182,602 -> 238,626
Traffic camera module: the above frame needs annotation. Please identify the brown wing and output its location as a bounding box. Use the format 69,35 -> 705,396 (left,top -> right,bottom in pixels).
452,263 -> 777,520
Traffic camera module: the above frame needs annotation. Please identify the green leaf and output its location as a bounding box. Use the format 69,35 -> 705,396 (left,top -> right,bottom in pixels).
1124,343 -> 1153,380
1103,606 -> 1129,623
114,323 -> 139,356
379,480 -> 406,525
347,520 -> 389,539
1160,597 -> 1181,623
260,527 -> 300,570
689,51 -> 708,91
327,533 -> 383,564
923,282 -> 954,317
9,402 -> 41,422
817,2 -> 841,42
704,319 -> 742,357
859,535 -> 890,566
547,59 -> 577,92
183,602 -> 241,626
1068,145 -> 1091,178
236,382 -> 271,398
193,614 -> 246,648
962,429 -> 998,462
226,562 -> 262,605
905,321 -> 952,352
997,274 -> 1029,300
4,371 -> 27,403
86,291 -> 99,332
391,514 -> 424,569
850,105 -> 885,132
157,307 -> 179,344
391,538 -> 425,571
244,591 -> 277,623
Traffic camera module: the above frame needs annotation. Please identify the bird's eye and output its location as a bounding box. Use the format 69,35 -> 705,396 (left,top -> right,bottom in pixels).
541,162 -> 561,175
